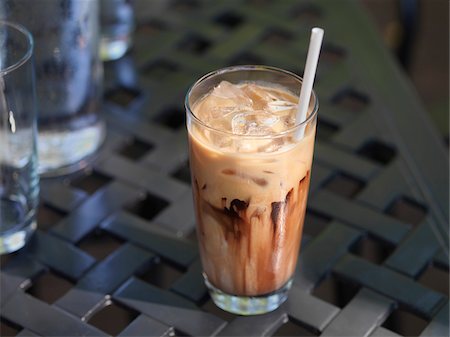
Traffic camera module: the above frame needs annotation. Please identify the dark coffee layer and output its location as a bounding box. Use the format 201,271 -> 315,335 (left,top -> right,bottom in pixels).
193,171 -> 310,296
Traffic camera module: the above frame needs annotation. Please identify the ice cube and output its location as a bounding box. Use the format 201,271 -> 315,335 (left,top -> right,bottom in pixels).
205,106 -> 239,123
231,112 -> 249,134
195,92 -> 251,129
231,112 -> 273,136
212,81 -> 252,106
194,81 -> 255,129
241,83 -> 276,110
257,138 -> 285,153
246,122 -> 271,136
266,100 -> 297,114
255,112 -> 279,127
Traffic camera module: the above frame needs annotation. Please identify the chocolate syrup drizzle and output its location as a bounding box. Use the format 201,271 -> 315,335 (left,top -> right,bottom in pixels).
193,170 -> 310,295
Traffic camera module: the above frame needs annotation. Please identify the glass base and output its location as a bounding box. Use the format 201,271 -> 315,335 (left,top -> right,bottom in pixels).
38,120 -> 106,176
205,275 -> 292,315
100,35 -> 131,61
0,217 -> 36,255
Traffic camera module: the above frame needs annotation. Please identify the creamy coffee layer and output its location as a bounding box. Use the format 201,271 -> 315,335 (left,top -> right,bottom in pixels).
188,80 -> 315,296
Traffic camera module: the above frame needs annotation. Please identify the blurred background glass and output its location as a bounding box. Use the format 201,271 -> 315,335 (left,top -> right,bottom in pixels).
1,0 -> 105,176
100,0 -> 135,61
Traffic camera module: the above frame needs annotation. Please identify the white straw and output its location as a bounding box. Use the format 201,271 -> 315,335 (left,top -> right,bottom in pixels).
296,27 -> 324,137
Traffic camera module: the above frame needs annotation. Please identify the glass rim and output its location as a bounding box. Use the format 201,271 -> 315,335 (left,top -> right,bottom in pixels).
185,65 -> 319,139
0,20 -> 34,76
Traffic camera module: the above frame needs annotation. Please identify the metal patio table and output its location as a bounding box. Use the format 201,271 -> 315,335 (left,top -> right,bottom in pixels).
1,0 -> 448,336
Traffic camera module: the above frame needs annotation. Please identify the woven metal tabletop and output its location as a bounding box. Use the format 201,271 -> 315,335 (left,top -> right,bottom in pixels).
1,0 -> 448,336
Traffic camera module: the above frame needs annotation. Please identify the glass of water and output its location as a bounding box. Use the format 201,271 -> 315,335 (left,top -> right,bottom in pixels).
2,0 -> 106,176
100,0 -> 134,61
0,21 -> 39,254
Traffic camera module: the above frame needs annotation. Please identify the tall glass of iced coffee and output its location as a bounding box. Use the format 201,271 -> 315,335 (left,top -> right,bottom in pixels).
185,65 -> 318,315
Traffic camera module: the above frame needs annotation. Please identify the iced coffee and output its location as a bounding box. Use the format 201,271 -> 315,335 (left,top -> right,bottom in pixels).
186,66 -> 318,315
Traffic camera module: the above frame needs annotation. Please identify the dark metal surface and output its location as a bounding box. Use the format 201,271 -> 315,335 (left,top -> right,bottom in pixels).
1,0 -> 448,336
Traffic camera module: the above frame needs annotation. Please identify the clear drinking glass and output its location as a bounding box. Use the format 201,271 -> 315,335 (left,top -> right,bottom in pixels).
100,0 -> 134,61
0,21 -> 38,254
1,0 -> 105,175
186,65 -> 318,315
